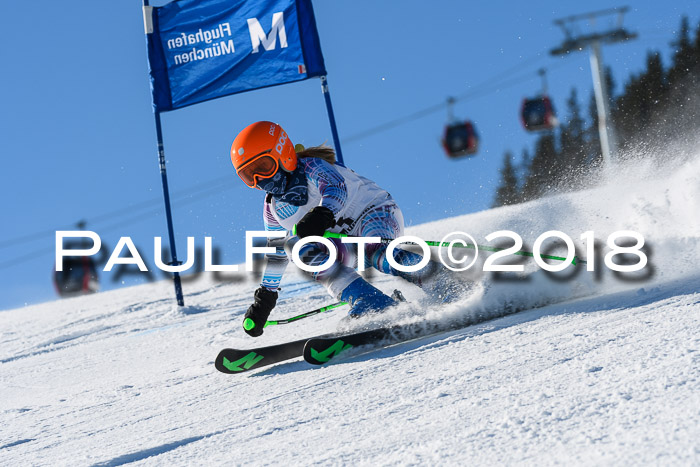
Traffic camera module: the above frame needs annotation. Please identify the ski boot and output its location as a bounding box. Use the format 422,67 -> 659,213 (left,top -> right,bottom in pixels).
417,265 -> 470,304
340,277 -> 400,318
391,248 -> 469,305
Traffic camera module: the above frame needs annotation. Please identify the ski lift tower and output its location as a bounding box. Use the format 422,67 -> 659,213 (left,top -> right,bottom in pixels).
550,7 -> 637,167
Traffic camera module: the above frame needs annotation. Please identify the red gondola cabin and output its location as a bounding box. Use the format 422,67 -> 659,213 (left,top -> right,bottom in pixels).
442,121 -> 479,158
54,255 -> 99,297
520,96 -> 558,132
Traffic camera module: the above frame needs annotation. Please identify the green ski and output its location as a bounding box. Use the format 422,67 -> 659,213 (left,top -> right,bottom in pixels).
215,338 -> 308,374
303,324 -> 439,365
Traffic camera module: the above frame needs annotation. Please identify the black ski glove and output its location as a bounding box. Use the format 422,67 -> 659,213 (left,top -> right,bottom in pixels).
243,287 -> 278,337
295,206 -> 335,238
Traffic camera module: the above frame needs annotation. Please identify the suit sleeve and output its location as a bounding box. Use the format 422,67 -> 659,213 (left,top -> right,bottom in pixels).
260,200 -> 289,291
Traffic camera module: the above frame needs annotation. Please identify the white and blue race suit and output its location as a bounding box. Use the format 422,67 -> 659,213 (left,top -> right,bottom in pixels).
260,157 -> 426,299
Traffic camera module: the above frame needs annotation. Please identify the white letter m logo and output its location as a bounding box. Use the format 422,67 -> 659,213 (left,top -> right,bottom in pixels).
247,12 -> 288,53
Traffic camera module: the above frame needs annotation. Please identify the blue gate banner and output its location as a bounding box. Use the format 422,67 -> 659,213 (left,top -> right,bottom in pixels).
143,0 -> 326,112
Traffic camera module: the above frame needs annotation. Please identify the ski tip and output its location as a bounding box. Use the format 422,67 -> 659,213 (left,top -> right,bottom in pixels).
215,348 -> 265,374
215,349 -> 236,374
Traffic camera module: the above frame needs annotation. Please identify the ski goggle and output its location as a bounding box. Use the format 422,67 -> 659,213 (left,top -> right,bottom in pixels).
236,152 -> 279,188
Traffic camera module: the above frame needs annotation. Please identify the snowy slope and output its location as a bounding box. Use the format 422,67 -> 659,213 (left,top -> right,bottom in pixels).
1,156 -> 699,465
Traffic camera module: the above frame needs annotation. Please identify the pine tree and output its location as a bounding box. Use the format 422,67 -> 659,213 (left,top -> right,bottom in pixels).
558,88 -> 587,183
694,20 -> 700,69
667,16 -> 694,88
519,148 -> 532,182
642,52 -> 666,118
493,152 -> 520,207
613,51 -> 666,147
662,16 -> 700,144
637,51 -> 667,145
522,133 -> 558,201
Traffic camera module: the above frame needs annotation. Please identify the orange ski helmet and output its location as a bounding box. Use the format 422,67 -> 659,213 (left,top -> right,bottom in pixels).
231,121 -> 297,188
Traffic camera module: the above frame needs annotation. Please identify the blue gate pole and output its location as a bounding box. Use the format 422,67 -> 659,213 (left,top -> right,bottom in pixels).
319,75 -> 345,166
153,110 -> 185,306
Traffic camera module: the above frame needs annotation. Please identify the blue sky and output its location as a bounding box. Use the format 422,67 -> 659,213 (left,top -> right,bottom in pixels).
1,1 -> 697,310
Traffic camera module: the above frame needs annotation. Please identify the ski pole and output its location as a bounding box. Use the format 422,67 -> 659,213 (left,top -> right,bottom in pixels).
243,301 -> 348,331
317,231 -> 586,266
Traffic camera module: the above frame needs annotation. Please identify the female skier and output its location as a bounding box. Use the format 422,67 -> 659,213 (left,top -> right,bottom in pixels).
231,121 -> 462,337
